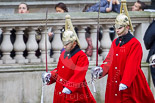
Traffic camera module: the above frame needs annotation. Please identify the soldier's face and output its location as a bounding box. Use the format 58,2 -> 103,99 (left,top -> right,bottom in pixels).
116,26 -> 127,37
64,42 -> 75,52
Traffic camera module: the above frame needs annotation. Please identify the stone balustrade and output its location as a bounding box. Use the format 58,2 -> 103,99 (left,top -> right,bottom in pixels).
0,11 -> 154,64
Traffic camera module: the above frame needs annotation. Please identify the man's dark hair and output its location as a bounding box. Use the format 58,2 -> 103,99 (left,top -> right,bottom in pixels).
137,0 -> 146,10
55,2 -> 68,12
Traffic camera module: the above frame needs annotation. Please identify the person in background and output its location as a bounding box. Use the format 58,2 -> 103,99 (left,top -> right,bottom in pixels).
49,3 -> 79,55
83,0 -> 120,56
50,2 -> 68,40
18,2 -> 30,43
86,0 -> 121,13
9,3 -> 30,58
48,2 -> 69,55
18,3 -> 29,13
143,20 -> 155,87
42,29 -> 96,103
55,2 -> 68,13
91,13 -> 154,103
132,0 -> 146,11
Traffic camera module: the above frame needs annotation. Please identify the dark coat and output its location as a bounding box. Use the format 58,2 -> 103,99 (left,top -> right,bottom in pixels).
143,20 -> 155,62
86,0 -> 120,13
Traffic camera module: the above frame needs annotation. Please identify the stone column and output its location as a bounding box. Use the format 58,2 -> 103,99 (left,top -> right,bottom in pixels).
51,26 -> 63,62
1,27 -> 15,64
39,27 -> 53,63
90,25 -> 100,61
26,27 -> 41,63
134,23 -> 150,62
78,26 -> 88,52
14,27 -> 28,63
100,25 -> 112,60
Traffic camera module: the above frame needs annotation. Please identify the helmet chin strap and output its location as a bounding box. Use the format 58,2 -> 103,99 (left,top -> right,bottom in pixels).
68,41 -> 76,52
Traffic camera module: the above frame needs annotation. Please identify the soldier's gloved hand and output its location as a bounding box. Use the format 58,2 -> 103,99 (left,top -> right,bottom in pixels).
62,87 -> 71,94
119,83 -> 127,91
42,72 -> 51,85
91,66 -> 103,79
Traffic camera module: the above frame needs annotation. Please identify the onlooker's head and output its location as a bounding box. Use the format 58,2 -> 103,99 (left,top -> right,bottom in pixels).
55,2 -> 68,13
132,0 -> 146,11
18,3 -> 29,13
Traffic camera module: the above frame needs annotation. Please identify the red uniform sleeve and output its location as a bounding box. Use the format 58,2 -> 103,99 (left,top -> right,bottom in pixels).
48,56 -> 62,85
121,40 -> 143,87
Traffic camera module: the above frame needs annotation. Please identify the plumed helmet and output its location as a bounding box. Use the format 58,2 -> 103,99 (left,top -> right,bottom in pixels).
115,13 -> 129,29
149,54 -> 155,66
62,29 -> 80,46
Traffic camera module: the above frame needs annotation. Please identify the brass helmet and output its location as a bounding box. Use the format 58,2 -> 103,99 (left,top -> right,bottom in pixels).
62,29 -> 80,46
115,13 -> 129,29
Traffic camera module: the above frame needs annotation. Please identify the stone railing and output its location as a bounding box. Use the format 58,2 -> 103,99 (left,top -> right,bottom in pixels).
0,11 -> 154,64
0,12 -> 155,103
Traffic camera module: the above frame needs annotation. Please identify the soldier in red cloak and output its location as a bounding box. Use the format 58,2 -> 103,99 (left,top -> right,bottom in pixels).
42,29 -> 96,103
91,13 -> 155,103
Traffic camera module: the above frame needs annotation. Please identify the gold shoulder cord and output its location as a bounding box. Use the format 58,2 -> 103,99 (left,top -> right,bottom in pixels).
65,14 -> 81,48
120,0 -> 133,32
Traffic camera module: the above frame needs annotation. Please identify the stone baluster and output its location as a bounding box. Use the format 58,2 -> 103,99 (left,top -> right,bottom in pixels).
51,26 -> 63,62
100,25 -> 112,60
14,27 -> 28,63
133,23 -> 149,62
39,27 -> 53,63
77,26 -> 88,52
26,27 -> 41,63
1,27 -> 15,64
90,25 -> 100,61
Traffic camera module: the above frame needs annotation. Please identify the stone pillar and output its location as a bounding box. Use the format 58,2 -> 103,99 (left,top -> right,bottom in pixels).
1,27 -> 15,64
39,27 -> 53,63
100,25 -> 112,60
14,27 -> 28,63
90,25 -> 100,61
134,23 -> 150,62
51,26 -> 63,62
78,26 -> 88,52
26,27 -> 41,63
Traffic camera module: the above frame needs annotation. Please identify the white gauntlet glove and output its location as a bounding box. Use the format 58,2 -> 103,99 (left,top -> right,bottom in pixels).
62,87 -> 71,94
119,83 -> 127,91
42,72 -> 51,85
149,54 -> 155,68
91,66 -> 103,79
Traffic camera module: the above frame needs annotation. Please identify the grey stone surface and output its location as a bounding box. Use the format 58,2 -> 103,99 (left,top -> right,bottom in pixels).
0,64 -> 154,103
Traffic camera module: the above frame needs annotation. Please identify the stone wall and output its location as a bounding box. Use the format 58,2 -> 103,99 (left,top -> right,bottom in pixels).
0,64 -> 154,103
